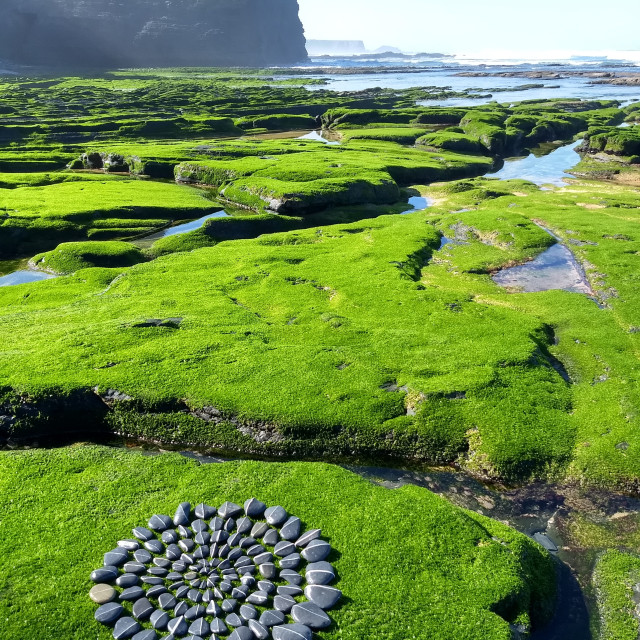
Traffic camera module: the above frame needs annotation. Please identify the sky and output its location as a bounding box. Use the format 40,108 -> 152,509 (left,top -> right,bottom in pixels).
297,0 -> 640,56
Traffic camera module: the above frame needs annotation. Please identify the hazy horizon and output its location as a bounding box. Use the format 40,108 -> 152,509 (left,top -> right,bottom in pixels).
298,0 -> 639,57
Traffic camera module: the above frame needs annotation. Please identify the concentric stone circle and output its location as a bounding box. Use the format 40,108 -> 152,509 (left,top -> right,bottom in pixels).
90,499 -> 341,640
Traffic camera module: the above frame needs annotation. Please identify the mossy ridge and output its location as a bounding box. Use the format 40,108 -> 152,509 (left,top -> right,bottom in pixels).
0,177 -> 214,257
593,550 -> 640,640
30,241 -> 146,275
0,445 -> 556,640
0,206 -> 585,483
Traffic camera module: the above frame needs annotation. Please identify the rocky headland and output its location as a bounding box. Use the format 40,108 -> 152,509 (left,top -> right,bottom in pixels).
0,0 -> 308,68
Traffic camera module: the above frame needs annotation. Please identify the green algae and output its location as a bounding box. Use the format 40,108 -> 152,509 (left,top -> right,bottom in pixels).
593,550 -> 640,640
31,241 -> 146,275
0,445 -> 556,640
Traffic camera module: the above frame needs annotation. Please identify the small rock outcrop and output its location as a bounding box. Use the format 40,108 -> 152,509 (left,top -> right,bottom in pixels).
0,0 -> 308,68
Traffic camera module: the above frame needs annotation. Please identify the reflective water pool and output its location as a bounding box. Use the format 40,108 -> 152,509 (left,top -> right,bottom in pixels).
489,140 -> 582,186
0,270 -> 56,287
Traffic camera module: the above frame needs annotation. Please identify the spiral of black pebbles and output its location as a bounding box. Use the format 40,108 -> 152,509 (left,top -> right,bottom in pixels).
89,499 -> 341,640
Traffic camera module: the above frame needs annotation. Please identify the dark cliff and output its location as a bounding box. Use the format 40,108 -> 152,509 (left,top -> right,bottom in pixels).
0,0 -> 307,68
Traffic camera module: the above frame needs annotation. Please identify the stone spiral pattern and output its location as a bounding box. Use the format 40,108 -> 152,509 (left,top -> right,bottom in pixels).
89,499 -> 341,640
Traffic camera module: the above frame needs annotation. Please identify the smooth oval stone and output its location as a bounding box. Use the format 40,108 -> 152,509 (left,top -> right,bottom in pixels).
188,588 -> 202,603
177,525 -> 192,539
133,527 -> 154,542
225,613 -> 244,628
166,544 -> 182,561
148,567 -> 168,577
274,541 -> 295,558
145,539 -> 165,554
193,545 -> 210,560
248,619 -> 270,640
113,616 -> 141,639
212,530 -> 229,544
229,627 -> 253,640
294,530 -> 321,548
185,604 -> 206,621
150,609 -> 169,630
240,604 -> 258,620
259,609 -> 285,627
247,545 -> 265,557
95,602 -> 123,624
218,502 -> 243,519
224,518 -> 237,533
191,519 -> 208,533
142,577 -> 164,586
244,498 -> 266,518
174,503 -> 192,526
134,549 -> 153,564
258,563 -> 277,579
279,517 -> 301,542
118,540 -> 141,551
258,580 -> 275,594
263,529 -> 279,546
194,503 -> 216,519
228,533 -> 243,547
274,595 -> 296,613
301,539 -> 330,563
291,602 -> 331,629
221,598 -> 237,613
167,572 -> 184,581
251,522 -> 269,538
228,548 -> 244,561
154,557 -> 171,569
174,601 -> 189,617
278,585 -> 303,597
158,593 -> 177,610
210,516 -> 224,531
238,537 -> 255,550
167,616 -> 188,636
210,618 -> 228,635
246,591 -> 269,606
264,506 -> 288,527
120,586 -> 145,602
236,556 -> 253,568
124,562 -> 147,575
236,517 -> 253,534
105,548 -> 129,567
90,583 -> 117,604
194,531 -> 210,545
176,585 -> 190,599
131,630 -> 158,640
117,574 -> 140,588
237,566 -> 255,576
279,553 -> 301,570
162,530 -> 179,544
280,570 -> 303,586
305,561 -> 335,585
272,623 -> 313,640
148,514 -> 173,532
189,618 -> 210,636
304,585 -> 342,610
146,585 -> 167,599
133,597 -> 154,620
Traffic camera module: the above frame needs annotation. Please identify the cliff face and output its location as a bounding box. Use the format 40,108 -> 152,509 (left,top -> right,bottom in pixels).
0,0 -> 307,68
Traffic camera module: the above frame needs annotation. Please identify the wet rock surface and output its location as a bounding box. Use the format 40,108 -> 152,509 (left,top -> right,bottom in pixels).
90,499 -> 340,639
